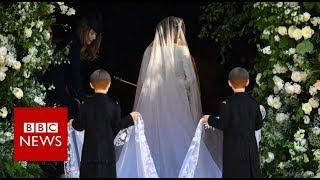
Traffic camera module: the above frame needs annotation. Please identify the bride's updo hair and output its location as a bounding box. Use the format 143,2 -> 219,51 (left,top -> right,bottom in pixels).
90,69 -> 111,90
228,67 -> 249,88
156,16 -> 186,45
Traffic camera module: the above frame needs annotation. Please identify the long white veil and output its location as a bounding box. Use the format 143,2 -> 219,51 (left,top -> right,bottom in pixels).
116,16 -> 222,177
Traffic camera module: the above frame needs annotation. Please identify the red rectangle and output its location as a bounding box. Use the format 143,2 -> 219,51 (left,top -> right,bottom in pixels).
14,107 -> 68,161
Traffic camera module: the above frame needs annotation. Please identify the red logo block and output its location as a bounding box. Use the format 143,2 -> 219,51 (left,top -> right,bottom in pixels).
14,107 -> 68,161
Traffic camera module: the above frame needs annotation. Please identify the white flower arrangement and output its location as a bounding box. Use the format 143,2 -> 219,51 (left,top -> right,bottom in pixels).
302,103 -> 312,115
266,152 -> 275,163
273,63 -> 288,74
0,107 -> 8,118
291,71 -> 307,82
12,87 -> 23,99
262,46 -> 272,54
267,95 -> 282,109
276,113 -> 289,123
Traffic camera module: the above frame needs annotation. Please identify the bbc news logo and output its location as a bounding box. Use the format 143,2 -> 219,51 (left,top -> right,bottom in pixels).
21,123 -> 62,147
14,108 -> 67,161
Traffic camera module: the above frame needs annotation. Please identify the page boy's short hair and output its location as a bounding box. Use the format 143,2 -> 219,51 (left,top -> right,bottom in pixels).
90,69 -> 111,89
228,67 -> 249,88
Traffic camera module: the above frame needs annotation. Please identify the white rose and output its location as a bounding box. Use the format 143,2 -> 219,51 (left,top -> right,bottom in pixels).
288,26 -> 296,37
66,8 -> 75,16
274,86 -> 280,94
0,138 -> 5,144
262,46 -> 272,55
267,95 -> 274,107
256,73 -> 262,86
301,26 -> 314,39
308,98 -> 319,108
291,71 -> 307,82
12,61 -> 21,70
273,63 -> 288,74
274,35 -> 280,42
303,12 -> 311,22
312,127 -> 320,135
36,20 -> 44,30
292,28 -> 302,40
0,71 -> 6,81
302,103 -> 312,115
303,116 -> 310,124
273,96 -> 282,109
309,86 -> 317,96
314,80 -> 320,90
266,152 -> 275,163
24,27 -> 32,38
278,26 -> 287,36
273,76 -> 284,91
0,107 -> 8,118
285,82 -> 295,94
12,87 -> 23,99
43,30 -> 51,41
293,83 -> 301,94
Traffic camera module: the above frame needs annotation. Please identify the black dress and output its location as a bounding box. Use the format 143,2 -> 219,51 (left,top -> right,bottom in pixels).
208,92 -> 263,178
72,93 -> 134,178
44,35 -> 102,119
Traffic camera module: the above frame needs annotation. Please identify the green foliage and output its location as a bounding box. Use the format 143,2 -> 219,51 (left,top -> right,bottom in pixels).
0,2 -> 74,178
200,2 -> 320,177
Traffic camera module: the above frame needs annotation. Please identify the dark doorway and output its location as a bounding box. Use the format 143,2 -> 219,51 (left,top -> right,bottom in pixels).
60,1 -> 255,116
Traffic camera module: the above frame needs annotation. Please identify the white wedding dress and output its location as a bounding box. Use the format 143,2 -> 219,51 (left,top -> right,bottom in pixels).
115,17 -> 222,178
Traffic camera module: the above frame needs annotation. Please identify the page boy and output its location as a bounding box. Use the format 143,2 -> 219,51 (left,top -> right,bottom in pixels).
70,69 -> 141,178
201,67 -> 263,178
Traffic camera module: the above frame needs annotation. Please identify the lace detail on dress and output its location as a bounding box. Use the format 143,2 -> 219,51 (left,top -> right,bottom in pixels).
114,128 -> 130,147
134,118 -> 159,178
64,127 -> 83,178
178,121 -> 204,178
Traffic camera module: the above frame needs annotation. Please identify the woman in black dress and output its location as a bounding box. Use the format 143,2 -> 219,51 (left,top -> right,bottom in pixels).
45,12 -> 103,121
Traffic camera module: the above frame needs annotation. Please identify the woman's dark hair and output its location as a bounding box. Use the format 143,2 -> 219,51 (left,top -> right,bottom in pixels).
76,12 -> 103,61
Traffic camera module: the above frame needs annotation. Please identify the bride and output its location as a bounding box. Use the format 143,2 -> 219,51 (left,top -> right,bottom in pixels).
65,16 -> 223,178
115,16 -> 222,178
